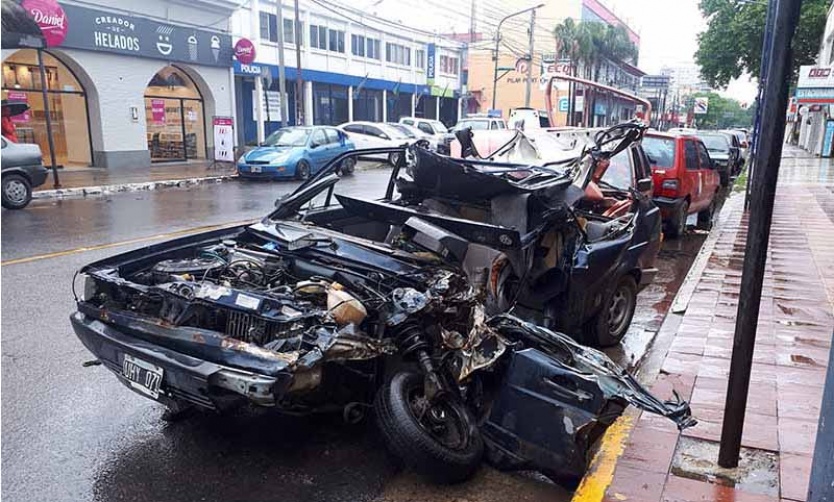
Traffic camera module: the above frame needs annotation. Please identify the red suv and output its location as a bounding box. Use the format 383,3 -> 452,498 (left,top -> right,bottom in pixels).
642,132 -> 720,238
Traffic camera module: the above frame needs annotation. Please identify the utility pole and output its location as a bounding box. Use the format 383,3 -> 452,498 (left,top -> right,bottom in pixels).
294,0 -> 304,125
469,0 -> 476,43
524,8 -> 536,107
718,0 -> 802,469
491,3 -> 544,111
276,0 -> 289,128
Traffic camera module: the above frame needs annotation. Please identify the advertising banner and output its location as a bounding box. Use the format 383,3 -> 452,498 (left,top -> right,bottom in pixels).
426,43 -> 436,84
252,90 -> 283,121
694,97 -> 709,115
213,117 -> 235,162
7,91 -> 30,123
21,0 -> 68,47
234,38 -> 256,64
151,99 -> 165,124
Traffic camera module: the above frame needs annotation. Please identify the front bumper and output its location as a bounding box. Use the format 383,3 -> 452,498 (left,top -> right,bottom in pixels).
23,165 -> 49,188
237,165 -> 295,179
70,312 -> 291,410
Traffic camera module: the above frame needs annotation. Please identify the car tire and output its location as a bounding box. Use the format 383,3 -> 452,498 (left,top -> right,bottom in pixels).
2,174 -> 32,210
375,371 -> 483,484
295,160 -> 311,180
341,157 -> 356,175
697,197 -> 716,231
388,152 -> 401,167
585,275 -> 637,347
666,200 -> 689,239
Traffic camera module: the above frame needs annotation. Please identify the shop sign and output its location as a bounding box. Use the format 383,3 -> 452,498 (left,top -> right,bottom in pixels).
426,43 -> 436,82
558,96 -> 569,112
7,91 -> 30,123
51,3 -> 233,67
798,65 -> 834,89
694,97 -> 709,115
213,117 -> 235,162
234,38 -> 256,65
151,99 -> 166,124
234,61 -> 269,77
21,0 -> 68,47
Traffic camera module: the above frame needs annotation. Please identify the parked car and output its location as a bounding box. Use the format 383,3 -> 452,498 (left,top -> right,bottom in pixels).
722,129 -> 749,169
453,117 -> 507,131
1,136 -> 49,209
237,127 -> 356,180
695,132 -> 736,186
398,117 -> 450,153
643,132 -> 721,238
338,121 -> 415,165
71,123 -> 691,487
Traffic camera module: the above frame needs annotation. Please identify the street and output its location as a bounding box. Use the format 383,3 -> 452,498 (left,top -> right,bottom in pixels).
1,170 -> 713,502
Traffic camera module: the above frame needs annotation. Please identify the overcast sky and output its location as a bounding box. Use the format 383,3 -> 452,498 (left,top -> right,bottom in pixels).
363,0 -> 758,103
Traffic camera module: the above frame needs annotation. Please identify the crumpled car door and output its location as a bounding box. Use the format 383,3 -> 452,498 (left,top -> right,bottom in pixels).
482,315 -> 694,485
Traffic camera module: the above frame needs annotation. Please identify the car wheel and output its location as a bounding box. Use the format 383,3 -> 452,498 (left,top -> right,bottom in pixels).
295,160 -> 311,180
585,275 -> 637,347
375,371 -> 483,484
341,157 -> 357,175
2,174 -> 32,210
697,197 -> 717,231
666,200 -> 689,239
388,152 -> 401,167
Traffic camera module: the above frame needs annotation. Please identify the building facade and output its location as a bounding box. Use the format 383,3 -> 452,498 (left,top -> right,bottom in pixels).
1,0 -> 239,168
794,2 -> 834,156
465,0 -> 643,127
230,0 -> 464,145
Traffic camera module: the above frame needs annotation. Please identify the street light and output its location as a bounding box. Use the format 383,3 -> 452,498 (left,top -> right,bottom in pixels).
491,3 -> 545,111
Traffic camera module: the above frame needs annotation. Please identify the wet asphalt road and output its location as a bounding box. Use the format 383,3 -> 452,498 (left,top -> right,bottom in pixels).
1,169 -> 711,502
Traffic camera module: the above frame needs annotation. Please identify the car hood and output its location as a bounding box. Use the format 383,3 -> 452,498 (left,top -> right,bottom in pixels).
243,147 -> 298,163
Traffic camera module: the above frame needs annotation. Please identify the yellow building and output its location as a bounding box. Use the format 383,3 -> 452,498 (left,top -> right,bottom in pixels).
464,0 -> 643,126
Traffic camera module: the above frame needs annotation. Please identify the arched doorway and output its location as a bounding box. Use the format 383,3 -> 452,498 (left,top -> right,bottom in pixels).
1,49 -> 93,167
144,66 -> 206,162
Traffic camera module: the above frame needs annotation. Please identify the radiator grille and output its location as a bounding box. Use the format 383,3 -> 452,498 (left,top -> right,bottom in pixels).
225,310 -> 305,344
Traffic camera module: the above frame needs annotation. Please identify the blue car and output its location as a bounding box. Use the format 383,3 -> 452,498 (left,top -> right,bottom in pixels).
238,126 -> 356,180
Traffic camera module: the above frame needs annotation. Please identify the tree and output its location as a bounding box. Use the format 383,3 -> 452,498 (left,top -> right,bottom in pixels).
690,92 -> 754,129
695,0 -> 828,88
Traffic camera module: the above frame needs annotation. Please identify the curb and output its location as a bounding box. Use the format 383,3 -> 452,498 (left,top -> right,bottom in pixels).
33,173 -> 238,200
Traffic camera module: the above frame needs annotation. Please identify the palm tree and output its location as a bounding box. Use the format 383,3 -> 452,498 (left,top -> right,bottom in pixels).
554,18 -> 580,124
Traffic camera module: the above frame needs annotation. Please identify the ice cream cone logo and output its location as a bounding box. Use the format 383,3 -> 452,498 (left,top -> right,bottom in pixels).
188,35 -> 198,61
211,36 -> 221,62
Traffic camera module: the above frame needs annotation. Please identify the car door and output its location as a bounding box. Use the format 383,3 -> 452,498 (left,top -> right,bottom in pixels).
324,128 -> 345,165
695,140 -> 719,202
342,124 -> 374,150
307,128 -> 331,170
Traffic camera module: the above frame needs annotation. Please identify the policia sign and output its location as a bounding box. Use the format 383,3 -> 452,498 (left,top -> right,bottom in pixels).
58,3 -> 233,67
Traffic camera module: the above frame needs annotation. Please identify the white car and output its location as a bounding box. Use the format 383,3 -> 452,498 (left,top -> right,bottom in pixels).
398,117 -> 448,137
453,117 -> 507,131
387,122 -> 439,151
338,121 -> 416,165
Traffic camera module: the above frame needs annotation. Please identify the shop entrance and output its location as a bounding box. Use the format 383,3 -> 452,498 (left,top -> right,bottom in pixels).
1,50 -> 92,167
144,66 -> 206,162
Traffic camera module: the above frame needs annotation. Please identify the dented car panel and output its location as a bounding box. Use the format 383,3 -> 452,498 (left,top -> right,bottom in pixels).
71,123 -> 691,485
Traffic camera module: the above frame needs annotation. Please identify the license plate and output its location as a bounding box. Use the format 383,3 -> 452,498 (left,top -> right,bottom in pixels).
122,354 -> 163,399
250,165 -> 262,173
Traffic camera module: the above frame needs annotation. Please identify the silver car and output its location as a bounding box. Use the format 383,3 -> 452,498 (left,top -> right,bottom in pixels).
1,137 -> 49,209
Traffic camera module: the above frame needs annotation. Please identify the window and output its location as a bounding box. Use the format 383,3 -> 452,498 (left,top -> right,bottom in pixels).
343,124 -> 365,134
325,128 -> 341,144
386,42 -> 411,65
310,24 -> 327,50
283,18 -> 299,45
329,29 -> 345,53
642,136 -> 676,168
402,119 -> 414,125
602,150 -> 633,190
415,49 -> 425,69
417,122 -> 433,135
439,55 -> 459,75
366,38 -> 380,60
684,140 -> 699,171
365,125 -> 387,139
259,12 -> 278,43
311,129 -> 327,146
352,34 -> 365,57
696,142 -> 712,170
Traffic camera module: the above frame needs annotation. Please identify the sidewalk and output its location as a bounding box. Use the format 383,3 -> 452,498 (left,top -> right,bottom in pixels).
34,161 -> 237,198
577,146 -> 832,502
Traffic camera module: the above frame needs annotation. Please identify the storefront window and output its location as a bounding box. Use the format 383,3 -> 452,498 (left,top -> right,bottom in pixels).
354,89 -> 382,122
1,50 -> 92,167
312,83 -> 348,125
144,66 -> 206,162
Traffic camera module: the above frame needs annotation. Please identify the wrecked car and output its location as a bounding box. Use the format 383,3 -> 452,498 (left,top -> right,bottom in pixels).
71,122 -> 688,486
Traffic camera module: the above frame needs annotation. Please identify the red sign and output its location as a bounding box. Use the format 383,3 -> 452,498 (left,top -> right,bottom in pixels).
213,117 -> 234,126
151,99 -> 166,124
234,38 -> 256,65
7,92 -> 30,123
21,0 -> 68,47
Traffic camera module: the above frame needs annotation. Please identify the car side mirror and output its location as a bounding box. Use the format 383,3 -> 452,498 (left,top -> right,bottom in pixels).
636,177 -> 652,192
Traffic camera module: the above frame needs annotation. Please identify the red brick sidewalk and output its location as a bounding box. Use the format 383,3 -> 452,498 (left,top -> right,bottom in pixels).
590,148 -> 832,502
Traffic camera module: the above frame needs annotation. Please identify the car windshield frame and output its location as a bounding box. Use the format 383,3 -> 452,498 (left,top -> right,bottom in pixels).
697,134 -> 729,152
263,128 -> 311,147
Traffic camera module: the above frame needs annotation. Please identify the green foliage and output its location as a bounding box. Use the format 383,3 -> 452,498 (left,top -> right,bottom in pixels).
695,0 -> 829,88
690,91 -> 755,128
553,19 -> 637,79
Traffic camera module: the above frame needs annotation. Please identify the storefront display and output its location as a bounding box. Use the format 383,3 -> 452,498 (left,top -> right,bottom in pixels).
144,66 -> 206,162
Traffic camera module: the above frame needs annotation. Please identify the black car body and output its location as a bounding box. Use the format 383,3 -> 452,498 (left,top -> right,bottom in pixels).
1,136 -> 48,209
696,132 -> 738,185
71,123 -> 689,485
